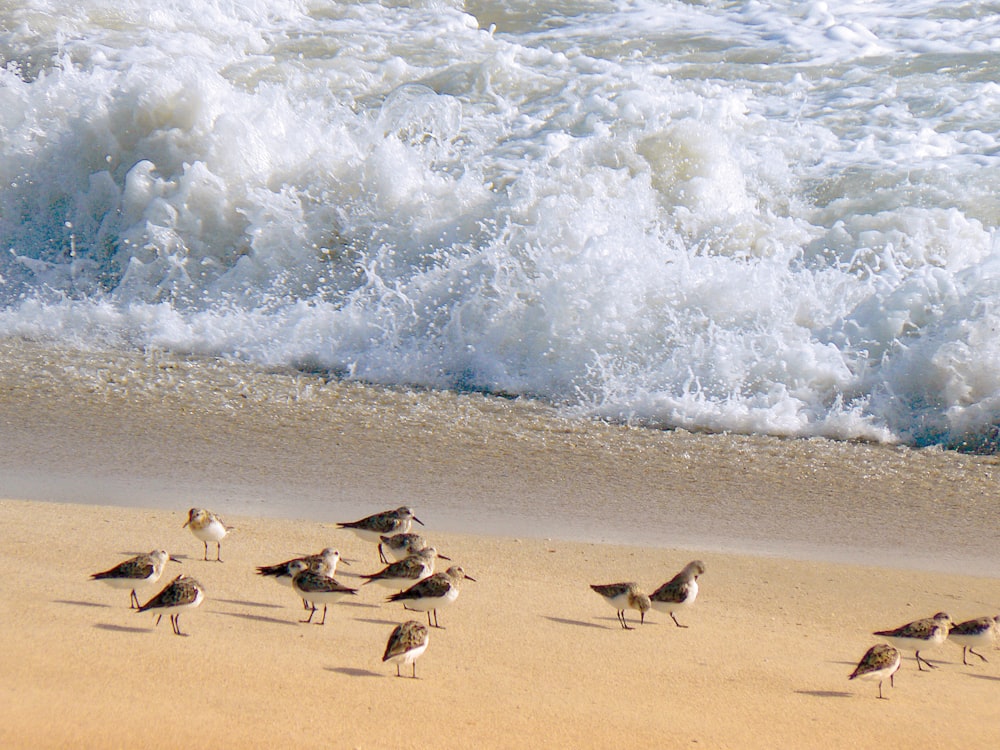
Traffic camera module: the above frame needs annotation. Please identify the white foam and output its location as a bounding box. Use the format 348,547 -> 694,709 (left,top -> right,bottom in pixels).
2,0 -> 1000,448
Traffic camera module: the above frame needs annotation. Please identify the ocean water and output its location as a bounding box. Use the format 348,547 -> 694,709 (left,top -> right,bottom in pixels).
3,0 -> 1000,450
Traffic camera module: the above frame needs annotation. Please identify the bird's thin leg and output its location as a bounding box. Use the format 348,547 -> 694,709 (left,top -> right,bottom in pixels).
670,613 -> 688,628
317,604 -> 328,626
411,663 -> 417,679
130,590 -> 140,609
396,665 -> 401,678
216,542 -> 223,563
915,652 -> 937,670
300,604 -> 316,624
877,681 -> 886,700
155,614 -> 162,626
203,541 -> 209,561
378,544 -> 387,564
969,647 -> 988,663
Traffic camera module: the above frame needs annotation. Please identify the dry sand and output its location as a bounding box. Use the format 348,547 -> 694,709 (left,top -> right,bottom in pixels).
0,499 -> 997,749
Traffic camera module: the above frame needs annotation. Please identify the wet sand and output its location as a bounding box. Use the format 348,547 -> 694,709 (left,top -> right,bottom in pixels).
1,338 -> 998,574
0,338 -> 998,747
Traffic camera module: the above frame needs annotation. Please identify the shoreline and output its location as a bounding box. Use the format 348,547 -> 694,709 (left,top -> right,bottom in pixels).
1,338 -> 999,576
2,339 -> 998,747
1,498 -> 997,749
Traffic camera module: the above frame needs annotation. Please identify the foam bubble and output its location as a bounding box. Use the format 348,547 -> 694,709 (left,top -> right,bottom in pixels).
3,0 -> 1000,449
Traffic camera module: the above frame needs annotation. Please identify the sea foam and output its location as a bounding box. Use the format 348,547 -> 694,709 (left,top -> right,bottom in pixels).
2,0 -> 1000,449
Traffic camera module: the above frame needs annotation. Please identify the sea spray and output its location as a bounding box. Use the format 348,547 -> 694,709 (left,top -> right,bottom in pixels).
2,0 -> 1000,449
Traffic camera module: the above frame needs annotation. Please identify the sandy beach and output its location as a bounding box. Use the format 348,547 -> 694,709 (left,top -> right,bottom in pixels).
1,500 -> 998,749
0,339 -> 998,748
5,0 -> 1000,745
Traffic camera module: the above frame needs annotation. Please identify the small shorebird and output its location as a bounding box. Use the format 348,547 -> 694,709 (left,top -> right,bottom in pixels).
387,566 -> 475,629
183,508 -> 233,562
137,574 -> 205,636
361,547 -> 440,591
257,548 -> 346,608
383,620 -> 430,678
650,560 -> 705,628
337,507 -> 424,563
380,533 -> 442,562
849,643 -> 901,699
949,615 -> 999,665
873,612 -> 952,671
91,549 -> 180,609
289,560 -> 359,625
590,582 -> 651,630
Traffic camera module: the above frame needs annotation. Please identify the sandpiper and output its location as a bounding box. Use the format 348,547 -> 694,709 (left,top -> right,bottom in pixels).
387,566 -> 475,629
949,615 -> 999,666
337,507 -> 424,563
590,582 -> 651,630
137,574 -> 205,636
849,643 -> 901,699
289,560 -> 359,625
383,620 -> 430,678
380,533 -> 443,562
873,612 -> 952,671
257,548 -> 345,608
91,549 -> 180,609
649,560 -> 705,628
183,508 -> 233,562
361,547 -> 440,591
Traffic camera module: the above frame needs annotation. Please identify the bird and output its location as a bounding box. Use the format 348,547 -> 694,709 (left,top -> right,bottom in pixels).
137,574 -> 205,636
90,549 -> 180,609
849,643 -> 901,699
361,547 -> 440,591
382,620 -> 430,678
590,582 -> 651,630
337,507 -> 424,563
183,508 -> 233,562
289,560 -> 359,625
949,615 -> 999,666
379,533 -> 444,562
873,612 -> 952,671
649,560 -> 705,628
387,566 -> 475,629
256,548 -> 346,608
